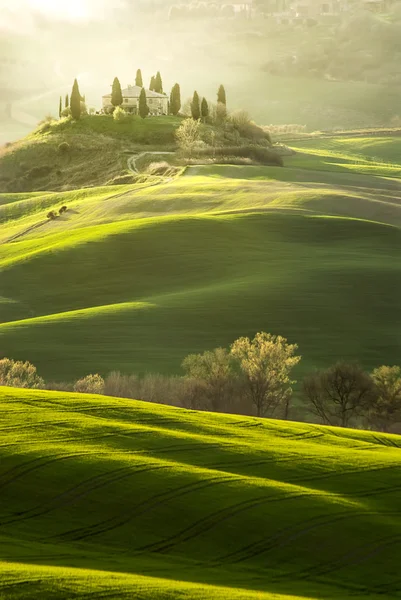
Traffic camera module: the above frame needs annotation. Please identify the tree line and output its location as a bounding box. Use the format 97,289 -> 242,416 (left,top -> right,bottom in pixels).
1,332 -> 400,433
58,70 -> 227,122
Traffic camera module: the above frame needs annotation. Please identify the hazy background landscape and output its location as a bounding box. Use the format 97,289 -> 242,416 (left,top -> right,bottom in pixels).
1,0 -> 401,144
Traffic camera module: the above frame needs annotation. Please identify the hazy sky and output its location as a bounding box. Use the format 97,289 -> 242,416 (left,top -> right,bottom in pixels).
0,0 -> 118,31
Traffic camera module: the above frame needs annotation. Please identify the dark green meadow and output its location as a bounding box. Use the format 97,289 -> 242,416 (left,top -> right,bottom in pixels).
1,386 -> 401,599
0,132 -> 400,381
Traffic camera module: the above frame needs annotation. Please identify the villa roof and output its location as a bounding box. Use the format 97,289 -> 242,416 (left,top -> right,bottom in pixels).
102,85 -> 167,99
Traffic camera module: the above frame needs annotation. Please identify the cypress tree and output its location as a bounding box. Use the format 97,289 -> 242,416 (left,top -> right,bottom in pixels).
201,97 -> 209,120
111,77 -> 123,107
139,88 -> 149,119
191,91 -> 201,120
149,76 -> 156,91
169,83 -> 181,116
59,96 -> 62,118
217,84 -> 227,106
155,71 -> 163,94
65,94 -> 69,108
70,79 -> 81,120
135,69 -> 143,87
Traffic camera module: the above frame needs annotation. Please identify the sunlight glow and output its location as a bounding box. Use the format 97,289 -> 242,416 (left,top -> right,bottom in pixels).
29,0 -> 90,20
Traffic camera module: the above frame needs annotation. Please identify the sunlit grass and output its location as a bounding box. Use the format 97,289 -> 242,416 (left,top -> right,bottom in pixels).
0,386 -> 400,599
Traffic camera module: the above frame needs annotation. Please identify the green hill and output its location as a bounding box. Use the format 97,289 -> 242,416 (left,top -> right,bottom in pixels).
1,386 -> 401,599
0,132 -> 400,385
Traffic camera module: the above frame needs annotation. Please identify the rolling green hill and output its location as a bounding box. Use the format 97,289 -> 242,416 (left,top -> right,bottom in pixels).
0,133 -> 400,384
1,386 -> 401,599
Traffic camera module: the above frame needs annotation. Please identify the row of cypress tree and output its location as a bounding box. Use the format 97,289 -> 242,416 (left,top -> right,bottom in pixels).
190,85 -> 227,120
60,75 -> 226,121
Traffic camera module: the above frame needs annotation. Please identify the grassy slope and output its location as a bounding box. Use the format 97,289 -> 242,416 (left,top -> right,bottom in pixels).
0,116 -> 183,193
1,386 -> 401,599
0,134 -> 400,382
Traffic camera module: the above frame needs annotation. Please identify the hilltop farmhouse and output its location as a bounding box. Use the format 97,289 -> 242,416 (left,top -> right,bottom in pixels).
102,85 -> 168,116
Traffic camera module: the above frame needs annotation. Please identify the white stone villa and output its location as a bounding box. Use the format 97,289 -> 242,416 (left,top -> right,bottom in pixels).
102,85 -> 169,116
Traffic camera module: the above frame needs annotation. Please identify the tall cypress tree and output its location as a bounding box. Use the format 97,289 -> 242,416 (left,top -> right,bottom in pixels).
191,91 -> 201,120
169,83 -> 181,116
217,84 -> 227,106
149,76 -> 156,91
70,79 -> 81,120
59,96 -> 62,118
111,77 -> 123,107
201,97 -> 209,120
65,94 -> 69,108
139,88 -> 149,119
154,71 -> 163,94
135,69 -> 143,87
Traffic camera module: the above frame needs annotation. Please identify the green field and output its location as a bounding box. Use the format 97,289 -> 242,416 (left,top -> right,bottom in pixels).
1,386 -> 401,599
0,133 -> 400,385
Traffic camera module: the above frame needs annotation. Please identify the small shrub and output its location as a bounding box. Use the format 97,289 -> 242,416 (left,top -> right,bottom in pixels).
47,211 -> 57,220
113,106 -> 129,122
58,142 -> 70,154
74,374 -> 105,395
59,205 -> 68,214
0,358 -> 44,389
61,107 -> 71,118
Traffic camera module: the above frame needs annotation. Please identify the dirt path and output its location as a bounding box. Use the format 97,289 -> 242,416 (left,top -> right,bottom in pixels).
127,151 -> 175,173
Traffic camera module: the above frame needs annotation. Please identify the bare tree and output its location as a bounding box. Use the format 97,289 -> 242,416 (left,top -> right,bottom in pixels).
230,332 -> 301,418
302,362 -> 374,428
368,365 -> 401,432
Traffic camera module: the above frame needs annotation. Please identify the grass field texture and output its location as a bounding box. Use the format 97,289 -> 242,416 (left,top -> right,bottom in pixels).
0,133 -> 400,382
1,386 -> 401,599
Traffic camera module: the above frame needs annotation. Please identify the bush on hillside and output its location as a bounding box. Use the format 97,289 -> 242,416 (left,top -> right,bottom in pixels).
74,374 -> 105,395
113,106 -> 129,123
47,211 -> 57,220
0,358 -> 44,389
61,107 -> 71,118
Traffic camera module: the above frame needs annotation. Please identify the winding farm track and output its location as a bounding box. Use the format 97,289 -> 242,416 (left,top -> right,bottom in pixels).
127,151 -> 175,173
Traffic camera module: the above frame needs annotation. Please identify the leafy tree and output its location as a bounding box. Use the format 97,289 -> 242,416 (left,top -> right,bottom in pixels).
201,97 -> 209,120
149,76 -> 156,91
302,362 -> 374,428
65,94 -> 69,108
139,88 -> 149,118
111,76 -> 123,107
217,84 -> 227,106
74,374 -> 105,395
191,91 -> 201,120
0,358 -> 44,389
170,83 -> 181,115
154,71 -> 163,94
368,366 -> 401,432
70,78 -> 81,120
175,118 -> 201,156
182,348 -> 233,412
59,96 -> 62,118
231,332 -> 301,418
135,68 -> 143,87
